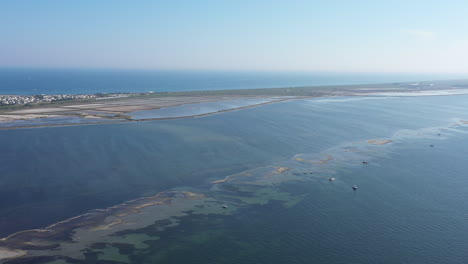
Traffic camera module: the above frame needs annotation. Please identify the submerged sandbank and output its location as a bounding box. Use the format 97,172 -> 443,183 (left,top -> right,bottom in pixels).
0,135 -> 406,262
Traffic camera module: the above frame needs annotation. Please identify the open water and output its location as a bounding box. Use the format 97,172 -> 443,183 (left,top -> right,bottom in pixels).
0,94 -> 468,263
1,68 -> 466,95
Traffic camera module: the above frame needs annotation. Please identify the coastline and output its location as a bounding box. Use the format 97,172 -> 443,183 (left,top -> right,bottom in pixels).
1,78 -> 468,130
0,97 -> 305,130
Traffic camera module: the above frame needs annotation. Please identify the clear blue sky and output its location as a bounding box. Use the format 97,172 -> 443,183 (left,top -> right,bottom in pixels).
1,0 -> 467,73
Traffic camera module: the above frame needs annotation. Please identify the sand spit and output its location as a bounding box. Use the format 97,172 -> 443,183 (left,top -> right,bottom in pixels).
0,96 -> 301,130
2,79 -> 468,129
2,83 -> 468,130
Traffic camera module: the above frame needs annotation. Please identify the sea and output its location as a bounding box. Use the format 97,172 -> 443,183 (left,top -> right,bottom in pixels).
0,68 -> 467,95
0,70 -> 468,263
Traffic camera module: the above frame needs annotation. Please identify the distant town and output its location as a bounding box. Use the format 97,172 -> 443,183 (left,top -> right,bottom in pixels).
0,93 -> 136,106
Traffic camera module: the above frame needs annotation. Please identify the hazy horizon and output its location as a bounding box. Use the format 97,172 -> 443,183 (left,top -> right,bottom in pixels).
2,1 -> 468,73
3,67 -> 468,76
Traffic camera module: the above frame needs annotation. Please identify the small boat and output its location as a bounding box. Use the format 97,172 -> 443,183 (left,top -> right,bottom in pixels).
222,205 -> 228,209
329,177 -> 335,181
362,161 -> 368,164
352,185 -> 358,190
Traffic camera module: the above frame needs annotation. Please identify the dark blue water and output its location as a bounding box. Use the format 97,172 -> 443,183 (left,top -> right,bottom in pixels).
1,95 -> 468,263
0,68 -> 466,95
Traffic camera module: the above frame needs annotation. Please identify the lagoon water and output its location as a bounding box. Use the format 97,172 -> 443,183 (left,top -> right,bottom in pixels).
129,98 -> 277,119
1,94 -> 468,263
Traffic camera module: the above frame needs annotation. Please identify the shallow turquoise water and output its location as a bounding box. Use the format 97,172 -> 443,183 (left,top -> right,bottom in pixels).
1,94 -> 468,263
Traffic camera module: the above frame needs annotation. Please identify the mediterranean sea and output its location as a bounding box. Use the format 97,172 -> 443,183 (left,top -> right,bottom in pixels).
0,68 -> 466,95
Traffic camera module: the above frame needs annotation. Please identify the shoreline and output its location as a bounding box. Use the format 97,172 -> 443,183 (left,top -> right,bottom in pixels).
0,91 -> 466,132
0,97 -> 307,130
1,79 -> 468,130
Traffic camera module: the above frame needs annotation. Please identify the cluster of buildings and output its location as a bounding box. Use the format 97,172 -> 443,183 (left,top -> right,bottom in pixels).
0,94 -> 97,106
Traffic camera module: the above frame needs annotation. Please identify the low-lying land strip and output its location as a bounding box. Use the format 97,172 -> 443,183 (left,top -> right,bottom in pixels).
0,79 -> 467,129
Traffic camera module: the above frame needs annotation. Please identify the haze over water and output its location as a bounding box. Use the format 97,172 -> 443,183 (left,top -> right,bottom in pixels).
1,69 -> 466,95
1,93 -> 468,263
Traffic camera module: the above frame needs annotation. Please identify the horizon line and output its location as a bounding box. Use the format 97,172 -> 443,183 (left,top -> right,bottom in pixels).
1,66 -> 468,76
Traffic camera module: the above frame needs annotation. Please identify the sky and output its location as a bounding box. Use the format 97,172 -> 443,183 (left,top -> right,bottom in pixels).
1,0 -> 468,73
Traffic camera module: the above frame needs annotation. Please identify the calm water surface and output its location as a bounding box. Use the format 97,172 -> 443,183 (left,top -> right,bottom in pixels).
129,98 -> 276,119
1,68 -> 466,95
1,94 -> 468,263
